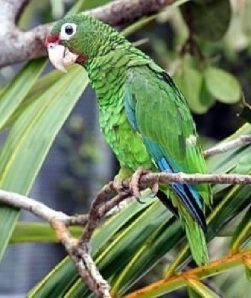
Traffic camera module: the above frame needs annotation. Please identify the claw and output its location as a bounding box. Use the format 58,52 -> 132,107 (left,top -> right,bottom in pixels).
113,168 -> 158,204
113,175 -> 130,195
130,168 -> 153,203
135,196 -> 146,204
151,180 -> 159,197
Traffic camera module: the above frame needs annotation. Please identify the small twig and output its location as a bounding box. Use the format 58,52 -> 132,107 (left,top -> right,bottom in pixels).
137,172 -> 251,188
204,134 -> 251,158
79,182 -> 129,247
0,189 -> 70,223
133,37 -> 149,47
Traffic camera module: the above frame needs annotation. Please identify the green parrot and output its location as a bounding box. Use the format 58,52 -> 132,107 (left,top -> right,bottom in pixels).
46,14 -> 211,265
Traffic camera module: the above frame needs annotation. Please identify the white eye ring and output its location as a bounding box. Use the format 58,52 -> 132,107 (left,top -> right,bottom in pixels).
60,23 -> 77,41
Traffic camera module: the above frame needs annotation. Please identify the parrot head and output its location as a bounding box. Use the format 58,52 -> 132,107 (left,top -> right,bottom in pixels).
46,14 -> 123,72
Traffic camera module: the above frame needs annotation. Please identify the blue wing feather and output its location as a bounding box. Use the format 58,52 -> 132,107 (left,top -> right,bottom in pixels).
124,89 -> 138,130
124,89 -> 206,232
143,137 -> 206,231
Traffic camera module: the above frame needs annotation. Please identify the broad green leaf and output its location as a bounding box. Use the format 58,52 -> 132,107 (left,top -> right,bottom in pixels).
181,0 -> 231,41
173,58 -> 205,114
0,58 -> 46,131
174,58 -> 216,114
186,278 -> 220,298
204,66 -> 241,104
199,77 -> 215,110
0,65 -> 88,260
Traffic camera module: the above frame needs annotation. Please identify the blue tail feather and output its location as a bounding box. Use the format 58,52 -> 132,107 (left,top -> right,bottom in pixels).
157,157 -> 206,232
142,138 -> 206,231
171,183 -> 206,232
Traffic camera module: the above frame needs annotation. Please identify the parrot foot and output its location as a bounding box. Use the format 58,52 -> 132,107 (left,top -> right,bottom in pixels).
130,168 -> 159,202
113,175 -> 130,195
113,174 -> 144,204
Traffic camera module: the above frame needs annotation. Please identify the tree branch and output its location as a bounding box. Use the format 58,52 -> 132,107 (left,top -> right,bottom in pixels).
88,0 -> 175,25
0,0 -> 29,23
0,189 -> 70,223
204,134 -> 251,158
135,172 -> 251,189
0,0 -> 177,67
51,220 -> 111,298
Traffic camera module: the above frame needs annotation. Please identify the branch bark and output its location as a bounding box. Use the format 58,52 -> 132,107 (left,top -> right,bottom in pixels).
51,220 -> 111,298
129,172 -> 251,191
204,134 -> 251,158
0,0 -> 176,67
0,189 -> 71,223
0,0 -> 29,23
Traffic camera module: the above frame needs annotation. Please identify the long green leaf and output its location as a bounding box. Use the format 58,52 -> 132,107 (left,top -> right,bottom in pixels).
0,58 -> 46,131
0,65 -> 88,259
186,278 -> 220,298
29,193 -> 153,297
3,70 -> 65,129
10,222 -> 83,243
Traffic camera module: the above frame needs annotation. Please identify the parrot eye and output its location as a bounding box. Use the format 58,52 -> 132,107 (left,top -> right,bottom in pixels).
65,25 -> 74,35
60,23 -> 77,40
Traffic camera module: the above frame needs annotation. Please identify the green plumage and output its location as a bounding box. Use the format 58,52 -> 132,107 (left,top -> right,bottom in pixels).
50,15 -> 211,265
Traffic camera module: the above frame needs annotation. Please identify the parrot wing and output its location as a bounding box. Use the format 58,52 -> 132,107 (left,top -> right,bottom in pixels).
124,65 -> 211,231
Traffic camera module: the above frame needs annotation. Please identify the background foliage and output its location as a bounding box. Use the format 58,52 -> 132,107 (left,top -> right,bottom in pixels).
0,0 -> 250,297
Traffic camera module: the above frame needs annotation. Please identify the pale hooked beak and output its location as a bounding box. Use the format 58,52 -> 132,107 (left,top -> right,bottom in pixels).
47,43 -> 78,73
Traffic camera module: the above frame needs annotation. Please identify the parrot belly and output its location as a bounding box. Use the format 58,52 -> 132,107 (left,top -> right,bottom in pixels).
99,106 -> 153,172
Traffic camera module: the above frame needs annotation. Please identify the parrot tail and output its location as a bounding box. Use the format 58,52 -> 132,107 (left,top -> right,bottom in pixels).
181,204 -> 209,265
171,182 -> 207,232
157,182 -> 206,232
157,189 -> 209,265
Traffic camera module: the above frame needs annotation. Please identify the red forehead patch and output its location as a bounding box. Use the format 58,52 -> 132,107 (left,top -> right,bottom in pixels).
45,34 -> 60,45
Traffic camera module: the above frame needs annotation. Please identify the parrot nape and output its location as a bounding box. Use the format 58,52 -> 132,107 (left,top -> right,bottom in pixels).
46,14 -> 211,265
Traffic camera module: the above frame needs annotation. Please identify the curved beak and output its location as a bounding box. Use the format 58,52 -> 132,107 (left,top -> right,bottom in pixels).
47,42 -> 78,73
